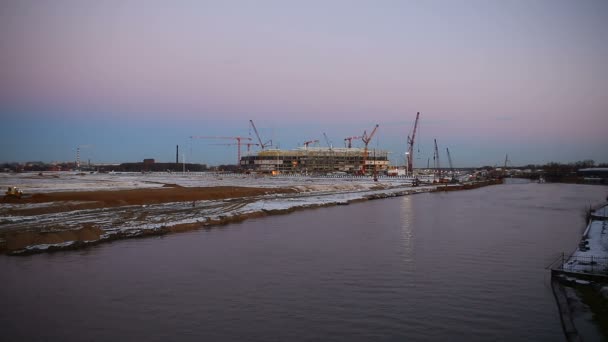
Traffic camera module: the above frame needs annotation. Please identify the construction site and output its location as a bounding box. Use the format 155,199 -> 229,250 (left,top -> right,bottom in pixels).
239,147 -> 390,175
61,112 -> 467,178
192,119 -> 409,176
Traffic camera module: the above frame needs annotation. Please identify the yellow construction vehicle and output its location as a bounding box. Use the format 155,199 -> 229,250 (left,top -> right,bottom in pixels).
5,186 -> 23,199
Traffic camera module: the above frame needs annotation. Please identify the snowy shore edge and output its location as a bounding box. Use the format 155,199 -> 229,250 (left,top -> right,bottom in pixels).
1,172 -> 502,256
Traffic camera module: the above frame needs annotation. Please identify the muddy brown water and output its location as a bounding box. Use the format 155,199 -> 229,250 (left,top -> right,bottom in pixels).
2,180 -> 607,341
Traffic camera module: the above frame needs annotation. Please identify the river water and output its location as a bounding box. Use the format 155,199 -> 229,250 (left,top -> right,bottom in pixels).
3,181 -> 607,341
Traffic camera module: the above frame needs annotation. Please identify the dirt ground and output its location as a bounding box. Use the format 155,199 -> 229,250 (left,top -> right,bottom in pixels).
2,186 -> 297,216
0,186 -> 299,253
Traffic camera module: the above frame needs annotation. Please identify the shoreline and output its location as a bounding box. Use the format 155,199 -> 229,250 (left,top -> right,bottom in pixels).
1,178 -> 503,256
550,202 -> 608,341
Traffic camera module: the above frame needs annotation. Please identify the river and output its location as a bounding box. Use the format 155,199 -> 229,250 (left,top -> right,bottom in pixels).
2,181 -> 607,341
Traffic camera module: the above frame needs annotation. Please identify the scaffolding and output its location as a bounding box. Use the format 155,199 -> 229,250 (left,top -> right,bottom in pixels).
240,147 -> 390,174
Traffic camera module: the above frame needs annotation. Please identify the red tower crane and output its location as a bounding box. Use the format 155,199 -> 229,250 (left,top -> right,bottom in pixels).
361,124 -> 379,174
208,142 -> 260,153
190,136 -> 252,165
302,139 -> 319,149
344,136 -> 362,148
406,112 -> 420,174
249,120 -> 273,150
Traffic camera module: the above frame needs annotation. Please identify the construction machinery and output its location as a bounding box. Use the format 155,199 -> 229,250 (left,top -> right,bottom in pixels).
208,142 -> 260,154
302,139 -> 319,149
5,186 -> 23,199
406,112 -> 420,175
361,124 -> 379,175
446,147 -> 458,183
433,139 -> 443,182
249,120 -> 273,150
344,136 -> 362,148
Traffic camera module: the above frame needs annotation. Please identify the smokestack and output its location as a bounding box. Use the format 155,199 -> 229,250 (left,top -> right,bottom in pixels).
176,145 -> 179,164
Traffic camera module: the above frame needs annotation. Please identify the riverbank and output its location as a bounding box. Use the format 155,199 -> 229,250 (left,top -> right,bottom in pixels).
432,178 -> 503,191
0,185 -> 430,255
551,202 -> 608,341
0,172 -> 503,255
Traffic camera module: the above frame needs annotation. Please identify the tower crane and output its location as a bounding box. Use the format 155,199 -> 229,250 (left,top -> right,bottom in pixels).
344,136 -> 362,148
190,136 -> 252,165
302,139 -> 319,149
208,142 -> 260,154
406,112 -> 420,174
361,124 -> 379,175
249,120 -> 272,150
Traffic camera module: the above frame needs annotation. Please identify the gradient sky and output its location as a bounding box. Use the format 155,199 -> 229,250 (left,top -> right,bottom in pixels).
1,0 -> 607,167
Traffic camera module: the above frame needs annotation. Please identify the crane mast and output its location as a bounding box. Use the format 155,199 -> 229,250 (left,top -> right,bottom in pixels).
323,133 -> 332,149
406,112 -> 420,174
361,124 -> 379,175
446,147 -> 455,180
447,147 -> 460,183
446,147 -> 454,173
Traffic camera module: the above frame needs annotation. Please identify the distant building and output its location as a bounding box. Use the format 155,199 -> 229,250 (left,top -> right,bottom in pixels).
578,168 -> 608,184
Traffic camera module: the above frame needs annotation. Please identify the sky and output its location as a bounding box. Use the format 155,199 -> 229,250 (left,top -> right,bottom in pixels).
1,0 -> 607,167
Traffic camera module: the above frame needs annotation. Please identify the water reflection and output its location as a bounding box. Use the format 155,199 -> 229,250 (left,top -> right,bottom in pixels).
2,183 -> 608,341
399,196 -> 414,265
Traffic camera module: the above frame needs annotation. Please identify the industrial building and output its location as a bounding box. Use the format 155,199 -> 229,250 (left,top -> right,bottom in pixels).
240,147 -> 390,174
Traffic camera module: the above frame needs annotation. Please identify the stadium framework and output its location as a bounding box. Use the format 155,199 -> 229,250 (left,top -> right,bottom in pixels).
239,147 -> 390,175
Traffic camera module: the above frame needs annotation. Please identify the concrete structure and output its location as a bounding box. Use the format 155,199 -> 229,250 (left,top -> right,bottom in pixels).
240,147 -> 390,174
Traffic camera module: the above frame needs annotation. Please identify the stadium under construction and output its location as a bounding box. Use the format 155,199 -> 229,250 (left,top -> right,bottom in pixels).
239,147 -> 390,175
193,115 -> 422,175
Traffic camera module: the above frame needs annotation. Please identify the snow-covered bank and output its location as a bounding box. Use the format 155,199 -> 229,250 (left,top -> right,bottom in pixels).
4,185 -> 433,255
0,171 -> 414,194
1,172 -> 502,255
0,172 -> 440,254
561,204 -> 608,275
550,205 -> 608,342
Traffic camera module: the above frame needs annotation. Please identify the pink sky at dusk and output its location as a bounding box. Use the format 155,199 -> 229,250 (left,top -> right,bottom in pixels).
1,0 -> 607,165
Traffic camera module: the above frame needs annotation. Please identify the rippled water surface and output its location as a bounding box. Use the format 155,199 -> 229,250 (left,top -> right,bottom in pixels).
3,181 -> 607,341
